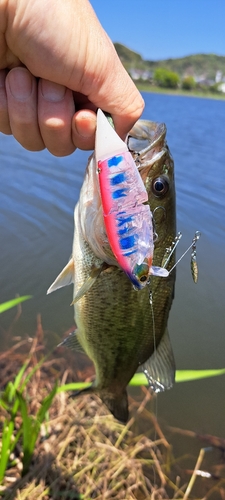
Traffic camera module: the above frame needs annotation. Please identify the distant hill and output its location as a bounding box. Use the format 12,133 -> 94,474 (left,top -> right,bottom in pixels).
114,42 -> 225,80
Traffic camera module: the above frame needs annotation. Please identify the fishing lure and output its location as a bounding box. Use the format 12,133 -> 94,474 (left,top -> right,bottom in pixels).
95,110 -> 168,289
161,229 -> 201,282
190,232 -> 200,283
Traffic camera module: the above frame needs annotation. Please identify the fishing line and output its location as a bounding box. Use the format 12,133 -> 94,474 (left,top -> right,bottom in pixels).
149,289 -> 156,351
149,287 -> 158,486
162,231 -> 182,268
169,231 -> 201,275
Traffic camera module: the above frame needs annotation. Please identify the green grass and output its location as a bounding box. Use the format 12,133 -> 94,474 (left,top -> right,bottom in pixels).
0,356 -> 58,480
0,296 -> 32,314
1,358 -> 225,484
0,335 -> 225,498
1,299 -> 225,497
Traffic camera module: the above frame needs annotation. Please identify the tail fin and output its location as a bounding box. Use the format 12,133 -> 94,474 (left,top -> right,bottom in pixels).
100,390 -> 129,424
71,386 -> 129,424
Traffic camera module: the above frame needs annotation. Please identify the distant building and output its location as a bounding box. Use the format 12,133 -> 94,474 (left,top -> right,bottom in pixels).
215,70 -> 223,83
129,68 -> 153,81
194,74 -> 207,83
218,83 -> 225,93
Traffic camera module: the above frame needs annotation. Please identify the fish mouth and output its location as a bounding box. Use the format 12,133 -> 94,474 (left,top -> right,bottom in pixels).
126,120 -> 167,167
126,120 -> 169,191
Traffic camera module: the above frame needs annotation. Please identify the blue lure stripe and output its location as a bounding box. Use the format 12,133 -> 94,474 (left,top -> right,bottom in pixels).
108,155 -> 123,167
119,234 -> 137,250
112,188 -> 128,199
118,227 -> 129,236
123,249 -> 137,256
116,215 -> 133,227
110,172 -> 126,185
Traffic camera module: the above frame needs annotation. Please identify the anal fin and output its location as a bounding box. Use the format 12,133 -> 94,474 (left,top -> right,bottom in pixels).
142,328 -> 175,393
47,258 -> 74,294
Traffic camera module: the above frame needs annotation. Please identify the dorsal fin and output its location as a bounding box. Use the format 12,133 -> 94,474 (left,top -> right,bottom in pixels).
47,258 -> 74,294
142,328 -> 175,392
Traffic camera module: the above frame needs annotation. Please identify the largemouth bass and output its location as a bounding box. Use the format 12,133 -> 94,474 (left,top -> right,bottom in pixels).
48,112 -> 176,423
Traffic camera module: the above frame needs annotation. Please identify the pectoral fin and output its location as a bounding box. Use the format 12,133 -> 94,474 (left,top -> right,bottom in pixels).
71,262 -> 108,305
142,328 -> 175,392
47,258 -> 74,294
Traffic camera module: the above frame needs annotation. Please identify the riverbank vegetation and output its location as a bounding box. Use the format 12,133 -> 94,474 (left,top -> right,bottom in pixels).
114,43 -> 225,100
1,303 -> 225,498
136,82 -> 225,100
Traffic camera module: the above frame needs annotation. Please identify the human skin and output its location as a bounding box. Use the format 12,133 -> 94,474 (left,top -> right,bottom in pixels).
0,0 -> 144,156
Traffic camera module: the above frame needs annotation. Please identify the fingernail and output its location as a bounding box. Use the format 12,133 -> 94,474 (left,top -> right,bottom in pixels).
41,80 -> 66,102
8,68 -> 33,99
74,113 -> 96,138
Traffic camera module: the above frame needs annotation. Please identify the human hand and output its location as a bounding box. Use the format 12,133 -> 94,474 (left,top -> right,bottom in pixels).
0,0 -> 144,156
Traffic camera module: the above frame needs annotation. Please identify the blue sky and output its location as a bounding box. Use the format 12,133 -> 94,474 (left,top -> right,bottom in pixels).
90,0 -> 225,60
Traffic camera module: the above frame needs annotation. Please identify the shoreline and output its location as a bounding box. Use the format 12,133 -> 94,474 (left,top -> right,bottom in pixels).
136,83 -> 225,101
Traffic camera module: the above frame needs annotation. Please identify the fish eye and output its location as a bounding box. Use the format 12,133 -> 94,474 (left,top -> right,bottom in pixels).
140,275 -> 148,282
152,176 -> 169,197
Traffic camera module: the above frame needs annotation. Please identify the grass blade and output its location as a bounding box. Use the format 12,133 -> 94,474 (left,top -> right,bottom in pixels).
0,296 -> 32,313
0,420 -> 14,482
37,382 -> 58,423
175,368 -> 225,382
11,360 -> 30,398
130,369 -> 225,385
57,368 -> 225,394
16,392 -> 37,475
17,383 -> 58,475
57,382 -> 91,394
20,356 -> 46,393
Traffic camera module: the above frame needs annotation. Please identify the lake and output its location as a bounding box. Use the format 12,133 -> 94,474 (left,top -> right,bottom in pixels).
0,92 -> 224,453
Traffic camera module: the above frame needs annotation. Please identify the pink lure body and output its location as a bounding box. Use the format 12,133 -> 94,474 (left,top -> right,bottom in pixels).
96,109 -> 168,288
98,150 -> 154,289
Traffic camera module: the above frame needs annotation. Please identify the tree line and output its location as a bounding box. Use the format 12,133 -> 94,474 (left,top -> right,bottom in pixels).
154,68 -> 195,89
152,67 -> 221,93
